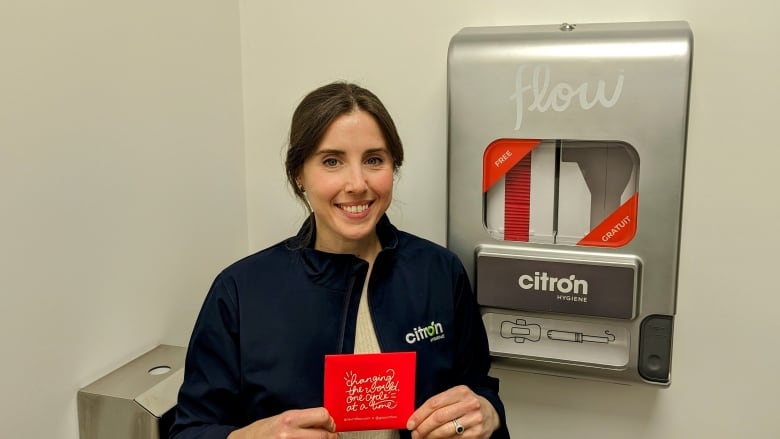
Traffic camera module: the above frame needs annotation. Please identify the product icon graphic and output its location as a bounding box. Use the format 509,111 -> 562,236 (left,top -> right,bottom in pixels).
500,319 -> 541,343
499,319 -> 616,344
547,329 -> 616,344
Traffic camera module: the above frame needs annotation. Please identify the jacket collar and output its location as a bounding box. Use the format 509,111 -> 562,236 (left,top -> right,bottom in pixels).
290,214 -> 399,287
290,213 -> 399,252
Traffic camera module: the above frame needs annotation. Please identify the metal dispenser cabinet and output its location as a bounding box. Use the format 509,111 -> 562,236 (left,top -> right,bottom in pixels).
447,21 -> 692,386
78,345 -> 186,439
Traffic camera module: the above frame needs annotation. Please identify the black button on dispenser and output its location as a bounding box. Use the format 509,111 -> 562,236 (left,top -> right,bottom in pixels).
638,315 -> 673,383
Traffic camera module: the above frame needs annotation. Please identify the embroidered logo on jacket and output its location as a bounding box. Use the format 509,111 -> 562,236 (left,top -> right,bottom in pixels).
405,321 -> 445,344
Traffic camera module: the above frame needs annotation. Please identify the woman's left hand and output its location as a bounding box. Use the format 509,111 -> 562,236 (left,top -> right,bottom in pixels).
405,385 -> 500,438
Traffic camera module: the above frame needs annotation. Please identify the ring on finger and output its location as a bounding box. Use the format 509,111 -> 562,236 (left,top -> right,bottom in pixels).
452,418 -> 465,435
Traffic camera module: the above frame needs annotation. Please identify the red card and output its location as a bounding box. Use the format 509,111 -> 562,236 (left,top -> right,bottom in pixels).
324,352 -> 416,432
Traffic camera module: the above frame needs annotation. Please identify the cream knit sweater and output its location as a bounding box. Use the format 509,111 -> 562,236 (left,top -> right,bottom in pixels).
339,265 -> 401,439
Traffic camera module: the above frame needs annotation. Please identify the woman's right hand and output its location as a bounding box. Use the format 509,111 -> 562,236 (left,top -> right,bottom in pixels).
227,407 -> 339,439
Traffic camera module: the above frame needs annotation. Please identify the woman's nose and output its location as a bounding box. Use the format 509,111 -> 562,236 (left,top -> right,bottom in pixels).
344,166 -> 368,193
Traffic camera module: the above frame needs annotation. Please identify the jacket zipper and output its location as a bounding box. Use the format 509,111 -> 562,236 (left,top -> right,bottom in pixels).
337,273 -> 356,354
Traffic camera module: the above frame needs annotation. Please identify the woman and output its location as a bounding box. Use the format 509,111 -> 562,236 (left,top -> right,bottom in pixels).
170,81 -> 510,439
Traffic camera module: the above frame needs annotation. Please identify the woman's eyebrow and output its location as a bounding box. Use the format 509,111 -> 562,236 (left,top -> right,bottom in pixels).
314,149 -> 345,156
314,147 -> 388,156
364,148 -> 389,155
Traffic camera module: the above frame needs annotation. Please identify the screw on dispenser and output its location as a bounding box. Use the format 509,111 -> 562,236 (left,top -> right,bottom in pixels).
560,22 -> 576,31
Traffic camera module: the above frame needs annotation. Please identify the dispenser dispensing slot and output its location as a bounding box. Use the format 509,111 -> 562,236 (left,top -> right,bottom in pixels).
484,139 -> 639,247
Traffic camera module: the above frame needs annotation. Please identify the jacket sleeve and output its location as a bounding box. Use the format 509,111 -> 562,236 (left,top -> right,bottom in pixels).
451,260 -> 511,439
169,275 -> 242,439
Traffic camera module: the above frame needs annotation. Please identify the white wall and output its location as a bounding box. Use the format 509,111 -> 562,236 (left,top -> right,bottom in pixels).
0,2 -> 247,438
2,0 -> 779,438
240,1 -> 780,438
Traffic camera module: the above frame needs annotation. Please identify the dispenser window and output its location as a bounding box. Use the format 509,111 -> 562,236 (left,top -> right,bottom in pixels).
483,139 -> 639,247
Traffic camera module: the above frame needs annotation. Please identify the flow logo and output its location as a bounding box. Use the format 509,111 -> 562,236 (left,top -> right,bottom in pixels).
405,321 -> 446,344
510,64 -> 625,129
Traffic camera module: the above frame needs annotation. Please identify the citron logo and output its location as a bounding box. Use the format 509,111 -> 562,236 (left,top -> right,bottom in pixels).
518,271 -> 588,295
405,321 -> 445,344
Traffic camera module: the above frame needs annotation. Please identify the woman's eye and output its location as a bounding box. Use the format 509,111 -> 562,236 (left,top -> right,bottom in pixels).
323,158 -> 339,167
365,156 -> 384,166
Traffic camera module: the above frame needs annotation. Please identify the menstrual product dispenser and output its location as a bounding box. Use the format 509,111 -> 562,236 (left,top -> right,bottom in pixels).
447,21 -> 692,385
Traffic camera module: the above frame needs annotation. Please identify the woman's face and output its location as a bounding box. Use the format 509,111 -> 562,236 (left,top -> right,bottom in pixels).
298,110 -> 394,254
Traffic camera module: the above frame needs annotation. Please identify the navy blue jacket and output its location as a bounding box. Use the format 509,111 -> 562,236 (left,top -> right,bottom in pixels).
170,216 -> 510,438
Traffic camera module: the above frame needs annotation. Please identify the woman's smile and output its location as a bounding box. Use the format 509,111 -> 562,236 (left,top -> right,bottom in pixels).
337,201 -> 372,215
